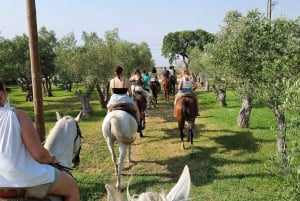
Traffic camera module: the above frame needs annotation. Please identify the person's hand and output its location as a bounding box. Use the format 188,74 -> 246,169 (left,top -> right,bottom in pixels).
50,154 -> 58,164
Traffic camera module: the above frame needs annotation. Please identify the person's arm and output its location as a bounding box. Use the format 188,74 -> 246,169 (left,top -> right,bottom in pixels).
109,79 -> 114,94
14,109 -> 57,164
178,79 -> 183,90
127,79 -> 133,97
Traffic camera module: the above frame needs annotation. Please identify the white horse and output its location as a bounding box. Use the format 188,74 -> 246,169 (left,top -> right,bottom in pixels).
105,165 -> 191,201
1,112 -> 83,201
102,109 -> 137,190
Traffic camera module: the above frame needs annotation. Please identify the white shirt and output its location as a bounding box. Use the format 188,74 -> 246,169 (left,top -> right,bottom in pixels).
181,77 -> 193,89
0,107 -> 55,187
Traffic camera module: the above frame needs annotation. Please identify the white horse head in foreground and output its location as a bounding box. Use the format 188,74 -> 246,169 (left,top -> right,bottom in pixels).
102,109 -> 137,189
105,165 -> 191,201
44,111 -> 83,169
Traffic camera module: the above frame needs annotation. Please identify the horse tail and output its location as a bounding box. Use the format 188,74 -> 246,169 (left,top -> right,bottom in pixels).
182,98 -> 194,123
182,99 -> 189,121
110,117 -> 134,144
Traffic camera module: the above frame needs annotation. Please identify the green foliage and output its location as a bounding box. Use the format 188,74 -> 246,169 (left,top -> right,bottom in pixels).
161,29 -> 215,66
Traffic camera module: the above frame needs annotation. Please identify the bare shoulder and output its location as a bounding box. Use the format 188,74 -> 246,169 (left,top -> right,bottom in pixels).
13,109 -> 30,121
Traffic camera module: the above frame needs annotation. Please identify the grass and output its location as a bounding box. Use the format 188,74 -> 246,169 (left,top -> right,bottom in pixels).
7,84 -> 284,201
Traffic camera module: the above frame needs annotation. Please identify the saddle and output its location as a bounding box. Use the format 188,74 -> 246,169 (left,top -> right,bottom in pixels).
0,185 -> 62,201
108,103 -> 136,118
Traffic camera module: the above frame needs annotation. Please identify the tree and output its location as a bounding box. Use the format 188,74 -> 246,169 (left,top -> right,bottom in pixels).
258,16 -> 300,159
38,26 -> 58,97
161,29 -> 214,70
209,10 -> 268,128
55,32 -> 78,91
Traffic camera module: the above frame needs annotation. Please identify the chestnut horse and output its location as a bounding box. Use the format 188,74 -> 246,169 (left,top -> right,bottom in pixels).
149,81 -> 159,107
161,78 -> 171,101
133,92 -> 147,137
174,95 -> 197,153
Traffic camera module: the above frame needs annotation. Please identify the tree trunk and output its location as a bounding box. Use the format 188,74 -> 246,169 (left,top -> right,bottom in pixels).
273,107 -> 287,159
237,97 -> 252,128
205,80 -> 209,92
95,83 -> 108,109
212,84 -> 227,107
44,76 -> 53,97
76,86 -> 94,117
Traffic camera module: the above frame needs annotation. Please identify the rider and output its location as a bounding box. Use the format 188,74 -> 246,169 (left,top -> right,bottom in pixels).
141,70 -> 151,93
169,66 -> 177,81
141,70 -> 152,109
107,66 -> 143,132
130,69 -> 150,110
161,66 -> 170,80
150,67 -> 160,90
174,69 -> 199,116
0,80 -> 80,201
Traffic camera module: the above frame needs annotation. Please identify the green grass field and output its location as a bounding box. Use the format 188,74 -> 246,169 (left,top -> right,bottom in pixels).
7,84 -> 286,201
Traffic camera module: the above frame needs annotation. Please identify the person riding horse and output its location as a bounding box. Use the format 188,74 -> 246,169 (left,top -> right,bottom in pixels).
174,69 -> 199,116
107,66 -> 144,132
141,70 -> 152,109
149,67 -> 160,104
0,81 -> 80,201
161,66 -> 170,80
169,66 -> 177,95
150,67 -> 160,89
130,69 -> 150,110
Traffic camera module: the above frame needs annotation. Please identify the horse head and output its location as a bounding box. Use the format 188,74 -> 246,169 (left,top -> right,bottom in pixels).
44,111 -> 83,170
105,165 -> 191,201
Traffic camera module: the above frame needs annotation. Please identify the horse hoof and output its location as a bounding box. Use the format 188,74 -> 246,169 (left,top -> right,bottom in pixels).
191,146 -> 195,153
140,133 -> 144,137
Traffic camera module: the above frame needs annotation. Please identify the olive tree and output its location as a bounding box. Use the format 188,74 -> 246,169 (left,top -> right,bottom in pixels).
161,29 -> 214,71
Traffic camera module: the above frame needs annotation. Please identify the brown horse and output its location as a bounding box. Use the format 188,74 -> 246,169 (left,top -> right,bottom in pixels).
174,95 -> 197,153
161,78 -> 171,101
149,81 -> 159,107
169,75 -> 177,96
133,92 -> 147,137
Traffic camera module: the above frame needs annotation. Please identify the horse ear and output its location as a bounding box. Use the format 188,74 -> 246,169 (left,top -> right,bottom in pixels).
166,165 -> 191,201
56,112 -> 62,121
75,111 -> 82,122
105,184 -> 123,201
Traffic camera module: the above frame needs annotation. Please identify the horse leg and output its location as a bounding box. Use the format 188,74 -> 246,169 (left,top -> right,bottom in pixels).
140,112 -> 145,137
116,143 -> 127,189
106,140 -> 118,176
178,120 -> 185,150
190,121 -> 195,154
127,145 -> 132,163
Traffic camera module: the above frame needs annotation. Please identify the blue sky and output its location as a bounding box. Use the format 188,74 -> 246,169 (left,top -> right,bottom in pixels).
0,0 -> 299,67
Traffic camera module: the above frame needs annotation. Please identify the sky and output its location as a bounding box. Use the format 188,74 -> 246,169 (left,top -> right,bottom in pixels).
0,0 -> 299,67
